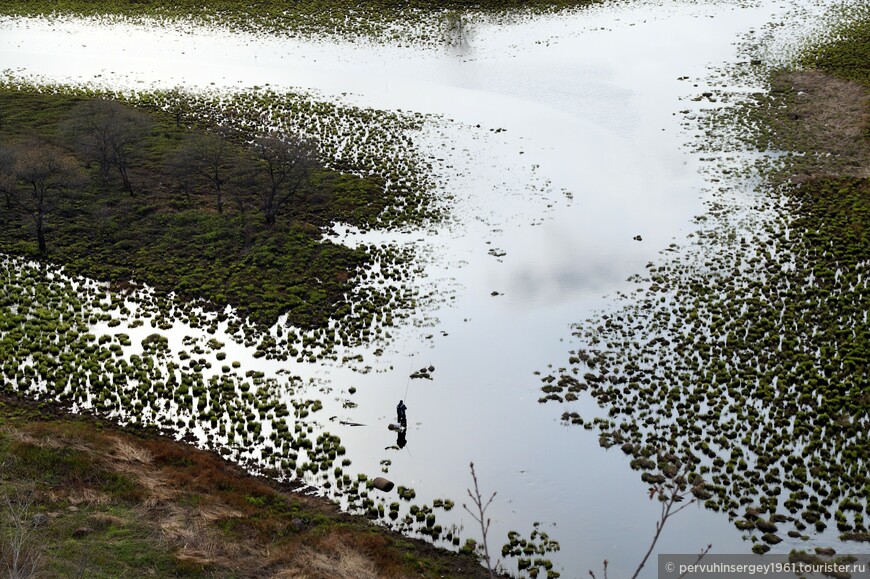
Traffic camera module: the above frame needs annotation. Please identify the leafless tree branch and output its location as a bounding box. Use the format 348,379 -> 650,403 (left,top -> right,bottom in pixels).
463,462 -> 497,578
1,489 -> 43,579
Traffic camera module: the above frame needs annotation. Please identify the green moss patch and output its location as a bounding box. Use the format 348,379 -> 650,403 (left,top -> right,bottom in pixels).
0,86 -> 426,330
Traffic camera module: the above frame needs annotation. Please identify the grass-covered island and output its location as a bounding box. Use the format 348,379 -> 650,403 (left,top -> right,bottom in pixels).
0,87 -> 415,331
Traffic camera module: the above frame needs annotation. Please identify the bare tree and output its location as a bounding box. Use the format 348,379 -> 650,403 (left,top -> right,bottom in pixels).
0,490 -> 43,579
0,146 -> 14,210
464,462 -> 496,578
254,134 -> 316,226
443,10 -> 470,47
64,99 -> 151,194
168,131 -> 233,214
162,87 -> 190,128
589,461 -> 712,579
0,141 -> 80,253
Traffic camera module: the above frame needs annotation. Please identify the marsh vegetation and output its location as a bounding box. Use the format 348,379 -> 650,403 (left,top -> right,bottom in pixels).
0,0 -> 599,43
541,3 -> 870,554
0,85 -> 432,337
0,0 -> 867,576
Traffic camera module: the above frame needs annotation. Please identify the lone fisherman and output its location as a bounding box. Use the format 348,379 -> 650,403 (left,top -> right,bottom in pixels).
396,400 -> 407,425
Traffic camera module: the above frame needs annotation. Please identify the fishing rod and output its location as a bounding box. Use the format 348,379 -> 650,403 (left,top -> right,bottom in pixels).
403,352 -> 415,401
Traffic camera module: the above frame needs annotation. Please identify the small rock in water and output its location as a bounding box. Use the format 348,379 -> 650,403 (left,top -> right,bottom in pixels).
633,234 -> 643,241
372,477 -> 395,492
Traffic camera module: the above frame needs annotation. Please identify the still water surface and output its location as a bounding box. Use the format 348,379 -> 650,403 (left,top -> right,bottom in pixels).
0,0 -> 841,574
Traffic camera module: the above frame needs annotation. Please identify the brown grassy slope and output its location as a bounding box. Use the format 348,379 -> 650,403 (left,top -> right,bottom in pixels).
0,395 -> 497,578
768,70 -> 870,181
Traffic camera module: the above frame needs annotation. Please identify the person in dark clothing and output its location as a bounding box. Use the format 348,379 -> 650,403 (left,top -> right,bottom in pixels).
396,400 -> 407,425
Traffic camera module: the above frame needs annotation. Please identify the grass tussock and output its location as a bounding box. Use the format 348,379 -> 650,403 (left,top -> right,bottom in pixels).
0,88 -> 381,330
541,6 -> 870,547
0,0 -> 601,43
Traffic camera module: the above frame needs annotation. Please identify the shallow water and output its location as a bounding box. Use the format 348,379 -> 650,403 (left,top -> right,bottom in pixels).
0,0 -> 847,575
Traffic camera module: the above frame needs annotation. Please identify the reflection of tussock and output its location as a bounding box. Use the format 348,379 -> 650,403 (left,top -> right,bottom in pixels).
442,9 -> 475,49
540,1 -> 870,555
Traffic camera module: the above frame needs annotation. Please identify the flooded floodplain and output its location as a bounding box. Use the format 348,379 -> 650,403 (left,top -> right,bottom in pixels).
0,0 -> 865,575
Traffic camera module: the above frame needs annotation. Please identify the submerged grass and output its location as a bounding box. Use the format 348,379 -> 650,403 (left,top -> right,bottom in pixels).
0,0 -> 600,43
801,5 -> 870,86
541,2 -> 869,551
0,79 -> 459,564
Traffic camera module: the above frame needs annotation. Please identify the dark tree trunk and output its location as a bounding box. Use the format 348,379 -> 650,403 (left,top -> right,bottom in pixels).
36,213 -> 46,253
263,189 -> 277,225
99,158 -> 111,182
119,163 -> 133,194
